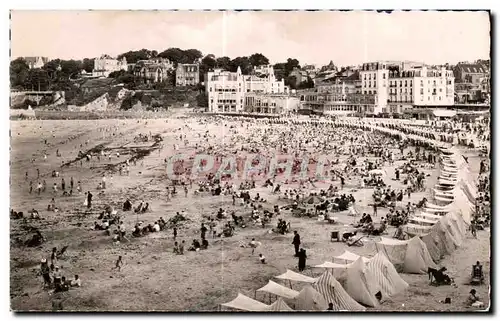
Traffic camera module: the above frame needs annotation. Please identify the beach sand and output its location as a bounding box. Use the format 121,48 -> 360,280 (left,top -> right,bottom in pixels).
9,117 -> 490,311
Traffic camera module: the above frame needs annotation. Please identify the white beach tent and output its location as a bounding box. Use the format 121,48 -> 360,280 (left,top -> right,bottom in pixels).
221,293 -> 270,311
375,236 -> 436,274
256,280 -> 299,300
266,298 -> 294,312
374,237 -> 408,265
275,270 -> 317,285
314,261 -> 351,280
344,258 -> 379,307
334,250 -> 371,264
367,252 -> 409,298
313,271 -> 366,311
294,285 -> 328,311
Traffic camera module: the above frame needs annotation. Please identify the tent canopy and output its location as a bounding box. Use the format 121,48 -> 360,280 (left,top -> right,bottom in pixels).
275,270 -> 317,283
335,250 -> 371,263
315,261 -> 350,269
377,237 -> 408,246
267,298 -> 294,312
409,217 -> 439,225
257,280 -> 299,300
221,293 -> 270,311
313,271 -> 366,311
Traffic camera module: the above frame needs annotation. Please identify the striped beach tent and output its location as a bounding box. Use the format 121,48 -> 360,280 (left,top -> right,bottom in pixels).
403,236 -> 437,274
367,252 -> 409,299
313,271 -> 366,311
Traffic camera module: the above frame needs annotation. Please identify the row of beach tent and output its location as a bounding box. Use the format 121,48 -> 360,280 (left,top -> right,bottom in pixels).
221,120 -> 476,311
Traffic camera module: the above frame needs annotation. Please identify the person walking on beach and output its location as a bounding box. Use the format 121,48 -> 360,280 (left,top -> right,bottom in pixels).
292,231 -> 301,257
112,256 -> 123,272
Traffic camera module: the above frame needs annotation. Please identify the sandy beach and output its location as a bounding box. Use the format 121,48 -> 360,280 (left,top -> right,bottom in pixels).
9,116 -> 490,311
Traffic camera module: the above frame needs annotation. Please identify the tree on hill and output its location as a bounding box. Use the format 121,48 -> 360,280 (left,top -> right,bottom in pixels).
298,76 -> 315,89
249,53 -> 270,67
10,58 -> 30,89
60,60 -> 83,79
82,58 -> 95,73
230,56 -> 252,74
117,49 -> 152,64
158,48 -> 184,65
182,49 -> 203,64
24,68 -> 50,91
216,56 -> 231,70
108,70 -> 135,87
274,58 -> 301,80
199,54 -> 217,83
285,75 -> 297,89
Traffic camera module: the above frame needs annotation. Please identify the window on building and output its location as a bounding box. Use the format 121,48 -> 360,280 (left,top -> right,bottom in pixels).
420,88 -> 423,94
383,73 -> 386,79
210,87 -> 212,92
400,81 -> 402,87
374,81 -> 377,87
405,80 -> 407,87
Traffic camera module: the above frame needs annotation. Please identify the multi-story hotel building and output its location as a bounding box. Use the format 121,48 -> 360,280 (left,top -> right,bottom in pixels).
93,54 -> 128,77
176,63 -> 200,86
133,58 -> 175,84
205,65 -> 289,113
388,66 -> 454,114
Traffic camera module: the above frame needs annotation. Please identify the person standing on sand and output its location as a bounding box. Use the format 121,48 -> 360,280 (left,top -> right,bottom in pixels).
70,177 -> 74,190
87,191 -> 93,209
200,223 -> 207,240
61,178 -> 65,191
29,181 -> 33,194
37,168 -> 40,179
292,231 -> 301,257
373,203 -> 378,217
298,248 -> 307,272
173,227 -> 178,240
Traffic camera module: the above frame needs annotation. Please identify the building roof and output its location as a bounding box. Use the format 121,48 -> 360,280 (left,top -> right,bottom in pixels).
23,56 -> 49,65
456,63 -> 486,74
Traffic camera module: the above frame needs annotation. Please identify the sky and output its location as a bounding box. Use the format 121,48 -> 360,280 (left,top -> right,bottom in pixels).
10,10 -> 491,66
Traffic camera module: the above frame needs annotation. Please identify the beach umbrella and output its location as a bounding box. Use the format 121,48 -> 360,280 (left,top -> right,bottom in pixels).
368,169 -> 385,176
303,195 -> 323,205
